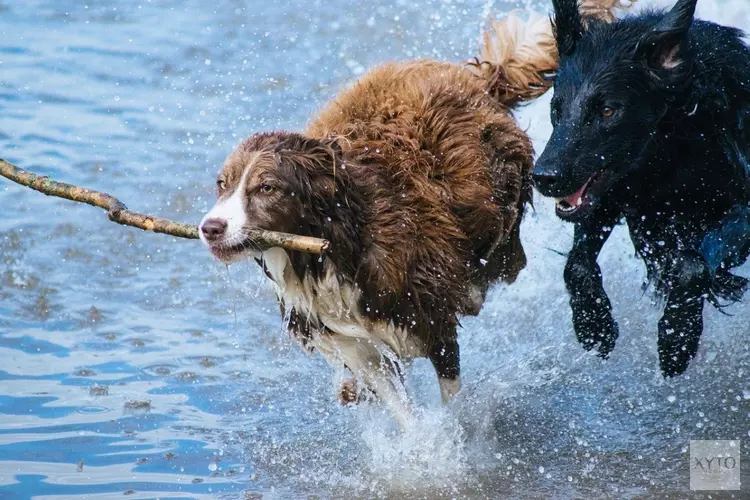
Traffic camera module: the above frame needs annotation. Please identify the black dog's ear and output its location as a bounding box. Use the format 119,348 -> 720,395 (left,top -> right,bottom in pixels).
552,0 -> 583,56
635,0 -> 697,71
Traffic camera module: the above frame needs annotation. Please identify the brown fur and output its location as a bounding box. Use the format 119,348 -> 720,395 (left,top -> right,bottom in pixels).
219,59 -> 534,366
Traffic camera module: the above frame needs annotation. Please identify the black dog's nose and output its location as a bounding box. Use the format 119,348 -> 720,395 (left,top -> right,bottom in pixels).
201,218 -> 227,241
532,165 -> 562,195
531,172 -> 560,194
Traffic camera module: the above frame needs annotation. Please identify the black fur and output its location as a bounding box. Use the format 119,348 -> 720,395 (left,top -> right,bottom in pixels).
534,0 -> 750,376
551,0 -> 584,56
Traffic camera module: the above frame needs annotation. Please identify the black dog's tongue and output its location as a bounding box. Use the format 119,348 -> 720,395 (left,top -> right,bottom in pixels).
557,172 -> 598,208
563,182 -> 588,208
558,175 -> 594,209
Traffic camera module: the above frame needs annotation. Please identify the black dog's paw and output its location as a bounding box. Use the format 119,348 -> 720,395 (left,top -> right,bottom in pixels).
657,304 -> 703,377
571,299 -> 619,358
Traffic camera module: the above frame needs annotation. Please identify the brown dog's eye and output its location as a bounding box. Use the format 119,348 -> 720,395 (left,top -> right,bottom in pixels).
601,106 -> 617,118
217,179 -> 226,191
260,184 -> 274,194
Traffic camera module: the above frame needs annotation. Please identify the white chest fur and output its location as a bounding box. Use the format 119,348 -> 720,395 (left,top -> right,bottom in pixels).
259,247 -> 424,359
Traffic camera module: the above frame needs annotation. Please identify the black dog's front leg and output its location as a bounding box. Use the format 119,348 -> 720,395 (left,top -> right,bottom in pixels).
565,217 -> 619,358
658,252 -> 710,377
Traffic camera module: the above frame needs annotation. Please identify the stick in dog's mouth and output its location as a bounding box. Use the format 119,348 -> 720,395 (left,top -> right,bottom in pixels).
206,230 -> 330,263
208,237 -> 261,263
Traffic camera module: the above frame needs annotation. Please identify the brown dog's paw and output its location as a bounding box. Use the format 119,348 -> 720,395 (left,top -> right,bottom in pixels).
338,378 -> 379,405
338,378 -> 360,405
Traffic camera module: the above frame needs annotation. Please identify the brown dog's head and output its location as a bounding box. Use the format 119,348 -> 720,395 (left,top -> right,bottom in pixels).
199,132 -> 361,264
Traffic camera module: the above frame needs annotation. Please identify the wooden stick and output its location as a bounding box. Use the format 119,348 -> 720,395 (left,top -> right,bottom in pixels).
0,158 -> 330,254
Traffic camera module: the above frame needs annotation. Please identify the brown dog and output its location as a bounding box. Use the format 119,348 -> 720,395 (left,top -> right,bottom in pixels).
199,3 -> 633,426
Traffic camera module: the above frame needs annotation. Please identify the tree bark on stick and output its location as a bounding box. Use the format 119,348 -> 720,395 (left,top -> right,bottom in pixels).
0,158 -> 330,255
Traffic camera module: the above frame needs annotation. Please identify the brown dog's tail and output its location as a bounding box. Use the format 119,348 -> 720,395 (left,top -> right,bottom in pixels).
579,0 -> 638,23
468,12 -> 556,108
469,0 -> 638,108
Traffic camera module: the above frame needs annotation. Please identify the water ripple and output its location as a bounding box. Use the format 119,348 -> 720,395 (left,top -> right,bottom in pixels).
1,0 -> 748,498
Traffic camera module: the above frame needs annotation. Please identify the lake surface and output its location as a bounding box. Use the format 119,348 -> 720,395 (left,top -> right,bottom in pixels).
0,0 -> 748,498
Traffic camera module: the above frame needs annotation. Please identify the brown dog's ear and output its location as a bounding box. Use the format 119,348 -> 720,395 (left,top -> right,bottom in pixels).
323,135 -> 342,155
297,135 -> 340,160
274,133 -> 349,203
274,134 -> 340,171
635,0 -> 697,71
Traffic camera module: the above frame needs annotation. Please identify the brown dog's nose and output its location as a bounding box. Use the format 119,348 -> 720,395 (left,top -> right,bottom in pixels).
201,218 -> 227,241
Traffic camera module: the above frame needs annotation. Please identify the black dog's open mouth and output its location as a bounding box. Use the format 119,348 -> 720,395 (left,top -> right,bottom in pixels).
554,171 -> 604,220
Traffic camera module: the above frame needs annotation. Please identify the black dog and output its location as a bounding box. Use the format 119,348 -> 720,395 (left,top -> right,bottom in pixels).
533,0 -> 750,376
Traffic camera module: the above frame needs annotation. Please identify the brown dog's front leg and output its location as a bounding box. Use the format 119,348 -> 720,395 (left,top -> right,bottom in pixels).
427,333 -> 461,404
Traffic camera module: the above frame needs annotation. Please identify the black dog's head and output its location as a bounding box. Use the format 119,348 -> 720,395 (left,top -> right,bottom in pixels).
533,0 -> 698,221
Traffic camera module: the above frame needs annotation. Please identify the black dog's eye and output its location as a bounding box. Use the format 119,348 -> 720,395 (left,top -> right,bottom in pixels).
217,179 -> 226,191
601,106 -> 617,118
260,184 -> 274,194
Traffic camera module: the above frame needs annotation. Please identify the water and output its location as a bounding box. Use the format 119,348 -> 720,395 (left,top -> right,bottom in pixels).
0,0 -> 748,498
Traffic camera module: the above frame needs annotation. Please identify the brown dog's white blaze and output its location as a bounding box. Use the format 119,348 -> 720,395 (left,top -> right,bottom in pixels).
199,160 -> 259,263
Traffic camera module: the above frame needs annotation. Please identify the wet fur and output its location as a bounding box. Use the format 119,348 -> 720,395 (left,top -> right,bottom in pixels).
535,0 -> 750,376
217,61 -> 535,416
